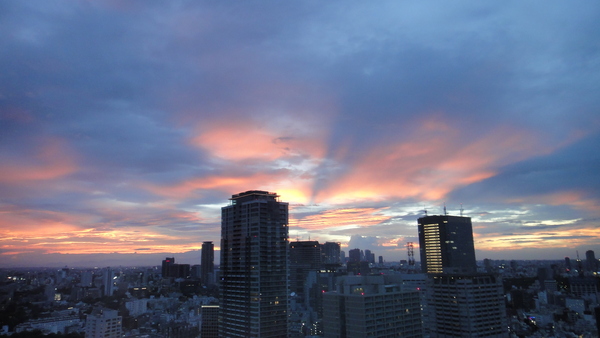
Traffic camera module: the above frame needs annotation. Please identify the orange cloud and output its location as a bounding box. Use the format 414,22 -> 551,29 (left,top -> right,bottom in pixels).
313,117 -> 558,204
508,191 -> 600,214
290,207 -> 391,231
189,113 -> 328,162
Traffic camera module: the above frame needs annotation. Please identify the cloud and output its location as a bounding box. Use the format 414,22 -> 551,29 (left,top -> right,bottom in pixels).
1,1 -> 599,265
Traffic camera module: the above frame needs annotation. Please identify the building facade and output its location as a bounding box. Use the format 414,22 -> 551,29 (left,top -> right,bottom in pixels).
426,273 -> 507,337
219,190 -> 289,337
85,308 -> 122,338
417,215 -> 477,274
322,242 -> 341,264
323,275 -> 422,337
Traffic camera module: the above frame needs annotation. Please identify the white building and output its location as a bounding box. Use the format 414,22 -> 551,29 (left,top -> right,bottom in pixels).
85,308 -> 122,338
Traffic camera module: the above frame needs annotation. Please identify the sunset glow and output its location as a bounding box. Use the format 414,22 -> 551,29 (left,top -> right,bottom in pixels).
1,1 -> 599,267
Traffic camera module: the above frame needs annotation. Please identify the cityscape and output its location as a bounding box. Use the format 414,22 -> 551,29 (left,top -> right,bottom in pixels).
1,190 -> 599,337
2,1 -> 600,338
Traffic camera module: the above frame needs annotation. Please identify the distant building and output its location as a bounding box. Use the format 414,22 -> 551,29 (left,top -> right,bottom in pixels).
162,257 -> 175,278
348,248 -> 361,263
85,308 -> 122,338
102,268 -> 115,297
322,242 -> 341,264
417,215 -> 477,274
219,190 -> 289,337
586,250 -> 598,272
201,241 -> 215,285
15,316 -> 80,335
125,298 -> 148,317
323,275 -> 422,337
80,270 -> 93,287
290,240 -> 321,299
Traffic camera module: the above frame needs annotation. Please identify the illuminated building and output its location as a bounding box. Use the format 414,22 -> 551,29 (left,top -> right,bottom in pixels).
323,275 -> 422,337
417,215 -> 476,274
219,190 -> 289,337
201,241 -> 215,285
418,215 -> 507,337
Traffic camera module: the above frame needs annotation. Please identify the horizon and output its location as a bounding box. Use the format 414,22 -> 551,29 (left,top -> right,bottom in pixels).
1,1 -> 599,268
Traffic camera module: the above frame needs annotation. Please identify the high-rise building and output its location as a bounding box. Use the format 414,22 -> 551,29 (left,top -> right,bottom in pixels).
418,214 -> 507,337
219,190 -> 289,337
586,250 -> 598,272
348,248 -> 361,263
162,257 -> 175,278
102,268 -> 115,297
427,273 -> 507,337
417,215 -> 476,274
321,242 -> 341,264
201,241 -> 215,285
290,240 -> 321,299
323,275 -> 422,337
85,308 -> 122,338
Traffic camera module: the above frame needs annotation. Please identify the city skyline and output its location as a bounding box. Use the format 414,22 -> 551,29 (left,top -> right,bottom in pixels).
1,1 -> 600,268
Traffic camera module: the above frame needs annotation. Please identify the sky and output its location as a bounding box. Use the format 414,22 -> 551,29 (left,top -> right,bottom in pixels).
1,1 -> 599,268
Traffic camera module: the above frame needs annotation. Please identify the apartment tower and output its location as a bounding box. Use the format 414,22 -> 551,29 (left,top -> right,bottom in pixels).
219,190 -> 289,337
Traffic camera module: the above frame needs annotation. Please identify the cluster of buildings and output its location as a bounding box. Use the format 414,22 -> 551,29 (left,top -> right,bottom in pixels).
0,189 -> 599,337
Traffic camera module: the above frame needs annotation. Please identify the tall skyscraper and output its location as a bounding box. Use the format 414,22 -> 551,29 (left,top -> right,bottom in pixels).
220,190 -> 289,337
418,214 -> 508,337
201,241 -> 215,285
417,215 -> 477,274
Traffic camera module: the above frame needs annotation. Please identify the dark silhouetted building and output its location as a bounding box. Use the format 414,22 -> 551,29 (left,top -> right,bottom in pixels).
586,250 -> 598,272
162,257 -> 174,278
348,248 -> 361,263
220,190 -> 289,337
322,242 -> 341,264
201,241 -> 215,285
417,215 -> 476,274
200,305 -> 219,338
290,240 -> 321,299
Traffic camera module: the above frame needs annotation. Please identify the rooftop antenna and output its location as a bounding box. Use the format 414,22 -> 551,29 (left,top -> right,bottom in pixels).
443,203 -> 447,216
424,208 -> 428,216
460,203 -> 464,217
